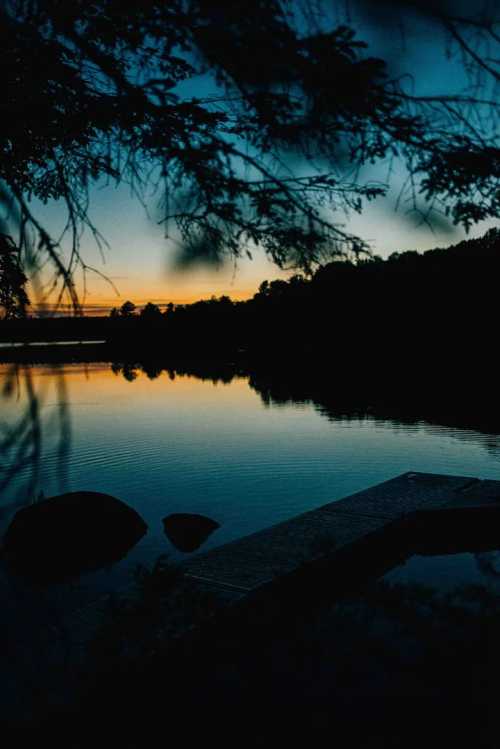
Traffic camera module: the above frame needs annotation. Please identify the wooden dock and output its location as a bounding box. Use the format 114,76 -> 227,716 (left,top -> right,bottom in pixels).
179,471 -> 500,612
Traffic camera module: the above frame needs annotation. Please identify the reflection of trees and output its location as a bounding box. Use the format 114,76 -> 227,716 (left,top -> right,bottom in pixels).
104,355 -> 500,456
0,364 -> 71,520
248,363 -> 500,454
110,359 -> 243,386
142,362 -> 164,381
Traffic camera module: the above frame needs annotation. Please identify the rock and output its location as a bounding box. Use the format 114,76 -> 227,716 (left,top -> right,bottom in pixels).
2,491 -> 147,582
163,513 -> 220,552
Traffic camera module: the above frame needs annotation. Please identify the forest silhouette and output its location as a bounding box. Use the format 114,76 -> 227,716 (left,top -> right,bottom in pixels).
1,226 -> 498,353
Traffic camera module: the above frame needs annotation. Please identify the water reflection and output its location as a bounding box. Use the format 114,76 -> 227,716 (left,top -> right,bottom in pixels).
5,350 -> 500,452
2,358 -> 500,587
0,363 -> 71,517
108,358 -> 500,455
111,359 -> 242,385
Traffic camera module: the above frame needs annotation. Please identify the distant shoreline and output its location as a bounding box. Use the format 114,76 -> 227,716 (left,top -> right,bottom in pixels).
0,339 -> 106,348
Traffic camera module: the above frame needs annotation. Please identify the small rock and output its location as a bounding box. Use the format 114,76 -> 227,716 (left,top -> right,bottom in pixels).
163,513 -> 220,552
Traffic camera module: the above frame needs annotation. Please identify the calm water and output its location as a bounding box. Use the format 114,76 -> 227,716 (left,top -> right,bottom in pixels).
2,361 -> 500,593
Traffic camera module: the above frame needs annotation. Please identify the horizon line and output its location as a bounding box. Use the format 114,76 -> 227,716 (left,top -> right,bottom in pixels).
27,292 -> 256,317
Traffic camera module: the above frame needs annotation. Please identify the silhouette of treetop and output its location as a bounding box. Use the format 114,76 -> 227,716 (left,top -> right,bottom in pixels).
120,300 -> 136,318
0,1 -> 498,307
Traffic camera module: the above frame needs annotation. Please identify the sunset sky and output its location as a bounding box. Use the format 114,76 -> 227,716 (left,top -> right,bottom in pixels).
23,0 -> 497,314
32,181 -> 494,314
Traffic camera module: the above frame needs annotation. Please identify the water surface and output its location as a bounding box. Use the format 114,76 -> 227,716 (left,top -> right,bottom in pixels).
2,361 -> 500,593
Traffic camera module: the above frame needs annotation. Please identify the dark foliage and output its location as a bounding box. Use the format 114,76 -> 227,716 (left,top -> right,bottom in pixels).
0,233 -> 28,318
119,300 -> 136,318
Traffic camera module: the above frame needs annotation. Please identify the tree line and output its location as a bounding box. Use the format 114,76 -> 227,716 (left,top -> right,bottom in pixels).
108,226 -> 500,359
1,227 -> 498,365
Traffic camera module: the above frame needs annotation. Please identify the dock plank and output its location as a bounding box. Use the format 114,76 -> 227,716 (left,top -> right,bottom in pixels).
183,509 -> 388,592
181,472 -> 500,602
321,471 -> 478,518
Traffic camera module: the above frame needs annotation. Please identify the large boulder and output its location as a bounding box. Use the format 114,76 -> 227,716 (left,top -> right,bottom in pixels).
163,513 -> 220,553
2,491 -> 147,582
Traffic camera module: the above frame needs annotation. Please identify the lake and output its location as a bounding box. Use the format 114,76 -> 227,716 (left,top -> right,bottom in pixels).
2,360 -> 500,595
4,357 -> 500,720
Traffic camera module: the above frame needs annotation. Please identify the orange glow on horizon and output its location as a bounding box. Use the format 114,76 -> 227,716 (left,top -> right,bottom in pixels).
30,286 -> 259,315
27,245 -> 293,315
86,286 -> 258,307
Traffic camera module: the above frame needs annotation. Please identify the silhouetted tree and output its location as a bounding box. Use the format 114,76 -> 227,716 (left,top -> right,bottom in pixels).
140,302 -> 163,322
120,301 -> 136,318
0,1 -> 497,308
